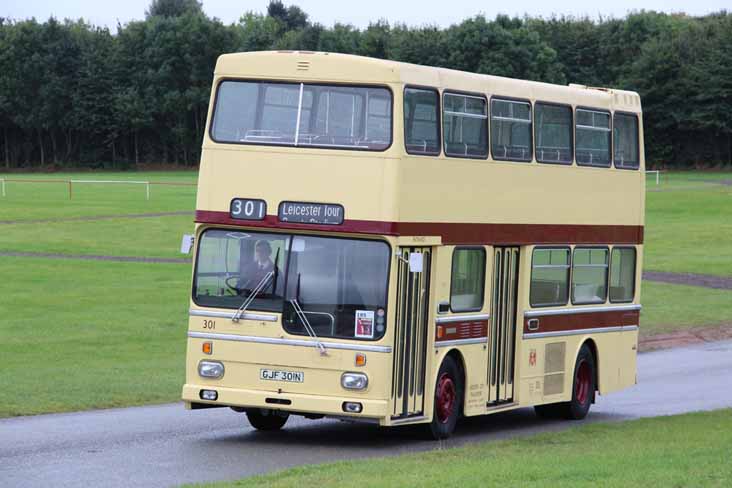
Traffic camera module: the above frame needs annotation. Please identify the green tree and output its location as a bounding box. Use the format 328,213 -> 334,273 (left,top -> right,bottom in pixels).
146,0 -> 202,18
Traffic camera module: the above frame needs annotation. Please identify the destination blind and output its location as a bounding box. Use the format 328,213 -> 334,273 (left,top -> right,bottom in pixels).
278,201 -> 344,225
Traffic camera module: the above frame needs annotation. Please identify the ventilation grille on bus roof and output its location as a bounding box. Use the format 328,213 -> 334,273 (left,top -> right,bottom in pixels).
296,61 -> 310,71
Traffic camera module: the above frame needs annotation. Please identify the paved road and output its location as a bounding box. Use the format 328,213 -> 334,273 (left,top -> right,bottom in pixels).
2,340 -> 731,488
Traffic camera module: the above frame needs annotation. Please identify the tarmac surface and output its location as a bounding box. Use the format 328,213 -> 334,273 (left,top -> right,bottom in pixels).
1,340 -> 731,487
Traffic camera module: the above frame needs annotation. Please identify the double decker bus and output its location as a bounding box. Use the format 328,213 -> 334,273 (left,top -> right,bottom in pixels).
182,51 -> 644,439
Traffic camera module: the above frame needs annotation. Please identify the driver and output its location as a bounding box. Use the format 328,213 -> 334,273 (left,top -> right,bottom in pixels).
238,240 -> 277,291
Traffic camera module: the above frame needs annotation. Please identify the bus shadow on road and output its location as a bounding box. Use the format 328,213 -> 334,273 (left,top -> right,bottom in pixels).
203,407 -> 630,450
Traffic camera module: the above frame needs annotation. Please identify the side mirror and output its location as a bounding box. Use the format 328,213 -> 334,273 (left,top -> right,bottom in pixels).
409,252 -> 424,273
180,234 -> 194,254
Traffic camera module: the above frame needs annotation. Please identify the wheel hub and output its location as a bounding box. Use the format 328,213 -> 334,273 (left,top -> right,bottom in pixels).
575,359 -> 591,405
436,373 -> 456,424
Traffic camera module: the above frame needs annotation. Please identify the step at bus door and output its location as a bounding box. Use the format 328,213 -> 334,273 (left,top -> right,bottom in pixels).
488,247 -> 520,404
391,247 -> 431,419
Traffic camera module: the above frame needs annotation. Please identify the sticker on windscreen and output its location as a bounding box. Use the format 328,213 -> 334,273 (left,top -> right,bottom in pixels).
355,310 -> 375,339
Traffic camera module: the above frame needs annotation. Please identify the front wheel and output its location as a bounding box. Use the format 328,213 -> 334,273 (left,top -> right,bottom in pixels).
246,409 -> 289,431
427,356 -> 463,439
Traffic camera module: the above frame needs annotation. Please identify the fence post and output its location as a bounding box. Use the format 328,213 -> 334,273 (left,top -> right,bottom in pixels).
146,182 -> 150,201
68,180 -> 72,200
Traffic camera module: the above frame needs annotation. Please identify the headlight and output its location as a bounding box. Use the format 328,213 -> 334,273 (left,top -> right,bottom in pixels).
198,360 -> 225,379
341,372 -> 368,390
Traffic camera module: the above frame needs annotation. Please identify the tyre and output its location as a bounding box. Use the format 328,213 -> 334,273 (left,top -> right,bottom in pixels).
427,356 -> 463,439
246,408 -> 289,431
534,343 -> 596,420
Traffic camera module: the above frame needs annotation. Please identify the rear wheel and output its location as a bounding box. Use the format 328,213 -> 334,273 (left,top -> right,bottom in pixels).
246,409 -> 289,431
534,343 -> 596,420
427,356 -> 463,439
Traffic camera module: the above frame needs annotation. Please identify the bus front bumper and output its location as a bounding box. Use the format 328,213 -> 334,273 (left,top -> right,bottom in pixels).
182,384 -> 389,422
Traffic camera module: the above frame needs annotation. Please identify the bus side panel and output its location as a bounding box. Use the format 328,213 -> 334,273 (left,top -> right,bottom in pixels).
518,332 -> 631,407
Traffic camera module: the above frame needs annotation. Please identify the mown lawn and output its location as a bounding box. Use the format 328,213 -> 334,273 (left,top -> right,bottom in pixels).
644,172 -> 732,277
193,409 -> 732,488
0,257 -> 190,417
1,215 -> 194,259
0,170 -> 197,220
641,281 -> 732,335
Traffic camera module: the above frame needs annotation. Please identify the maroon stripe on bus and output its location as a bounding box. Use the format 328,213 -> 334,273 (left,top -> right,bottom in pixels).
436,319 -> 489,342
523,309 -> 640,334
195,210 -> 644,245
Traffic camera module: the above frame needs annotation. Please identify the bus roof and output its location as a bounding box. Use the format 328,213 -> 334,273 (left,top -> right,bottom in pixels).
215,51 -> 641,114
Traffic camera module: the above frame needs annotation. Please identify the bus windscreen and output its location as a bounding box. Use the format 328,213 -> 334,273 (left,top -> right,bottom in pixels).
210,81 -> 392,151
193,229 -> 390,341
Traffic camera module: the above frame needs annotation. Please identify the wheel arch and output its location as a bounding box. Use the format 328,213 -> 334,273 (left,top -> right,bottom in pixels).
580,338 -> 600,396
444,348 -> 467,413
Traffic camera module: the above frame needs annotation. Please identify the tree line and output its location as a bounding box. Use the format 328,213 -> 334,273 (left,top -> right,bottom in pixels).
0,0 -> 730,169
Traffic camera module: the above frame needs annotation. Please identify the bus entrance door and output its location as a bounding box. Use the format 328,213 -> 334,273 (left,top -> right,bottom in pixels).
488,247 -> 520,405
391,247 -> 431,419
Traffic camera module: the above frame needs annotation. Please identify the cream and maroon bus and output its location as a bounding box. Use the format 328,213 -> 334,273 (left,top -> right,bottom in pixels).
182,51 -> 643,439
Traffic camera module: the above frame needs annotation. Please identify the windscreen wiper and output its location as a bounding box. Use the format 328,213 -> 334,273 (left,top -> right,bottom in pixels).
232,271 -> 274,323
290,298 -> 328,356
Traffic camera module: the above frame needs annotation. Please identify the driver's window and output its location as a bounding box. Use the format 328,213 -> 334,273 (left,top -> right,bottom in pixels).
193,230 -> 288,311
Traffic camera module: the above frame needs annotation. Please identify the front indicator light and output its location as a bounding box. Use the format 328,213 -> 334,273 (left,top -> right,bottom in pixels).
341,372 -> 368,390
202,341 -> 213,355
198,360 -> 225,379
200,389 -> 218,401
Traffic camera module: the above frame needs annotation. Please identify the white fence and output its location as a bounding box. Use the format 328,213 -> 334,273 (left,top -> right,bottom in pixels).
0,178 -> 196,199
646,170 -> 663,185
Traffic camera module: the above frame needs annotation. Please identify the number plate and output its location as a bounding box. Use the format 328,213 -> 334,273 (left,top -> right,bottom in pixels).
260,368 -> 304,383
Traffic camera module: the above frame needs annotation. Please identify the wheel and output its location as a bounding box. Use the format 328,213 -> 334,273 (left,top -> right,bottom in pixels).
534,343 -> 596,420
427,356 -> 463,439
565,344 -> 596,419
246,408 -> 289,431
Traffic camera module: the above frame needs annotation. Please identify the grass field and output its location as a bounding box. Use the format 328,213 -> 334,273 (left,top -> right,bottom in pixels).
0,170 -> 730,417
192,409 -> 732,487
645,172 -> 732,277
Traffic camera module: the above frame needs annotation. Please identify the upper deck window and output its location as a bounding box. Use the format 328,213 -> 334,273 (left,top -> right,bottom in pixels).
535,103 -> 573,164
576,108 -> 611,167
404,88 -> 440,155
210,81 -> 392,151
614,113 -> 640,169
491,99 -> 532,162
443,93 -> 488,158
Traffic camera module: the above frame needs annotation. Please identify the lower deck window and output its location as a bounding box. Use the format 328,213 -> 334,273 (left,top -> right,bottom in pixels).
450,248 -> 486,312
610,247 -> 636,302
530,248 -> 570,307
572,247 -> 609,304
